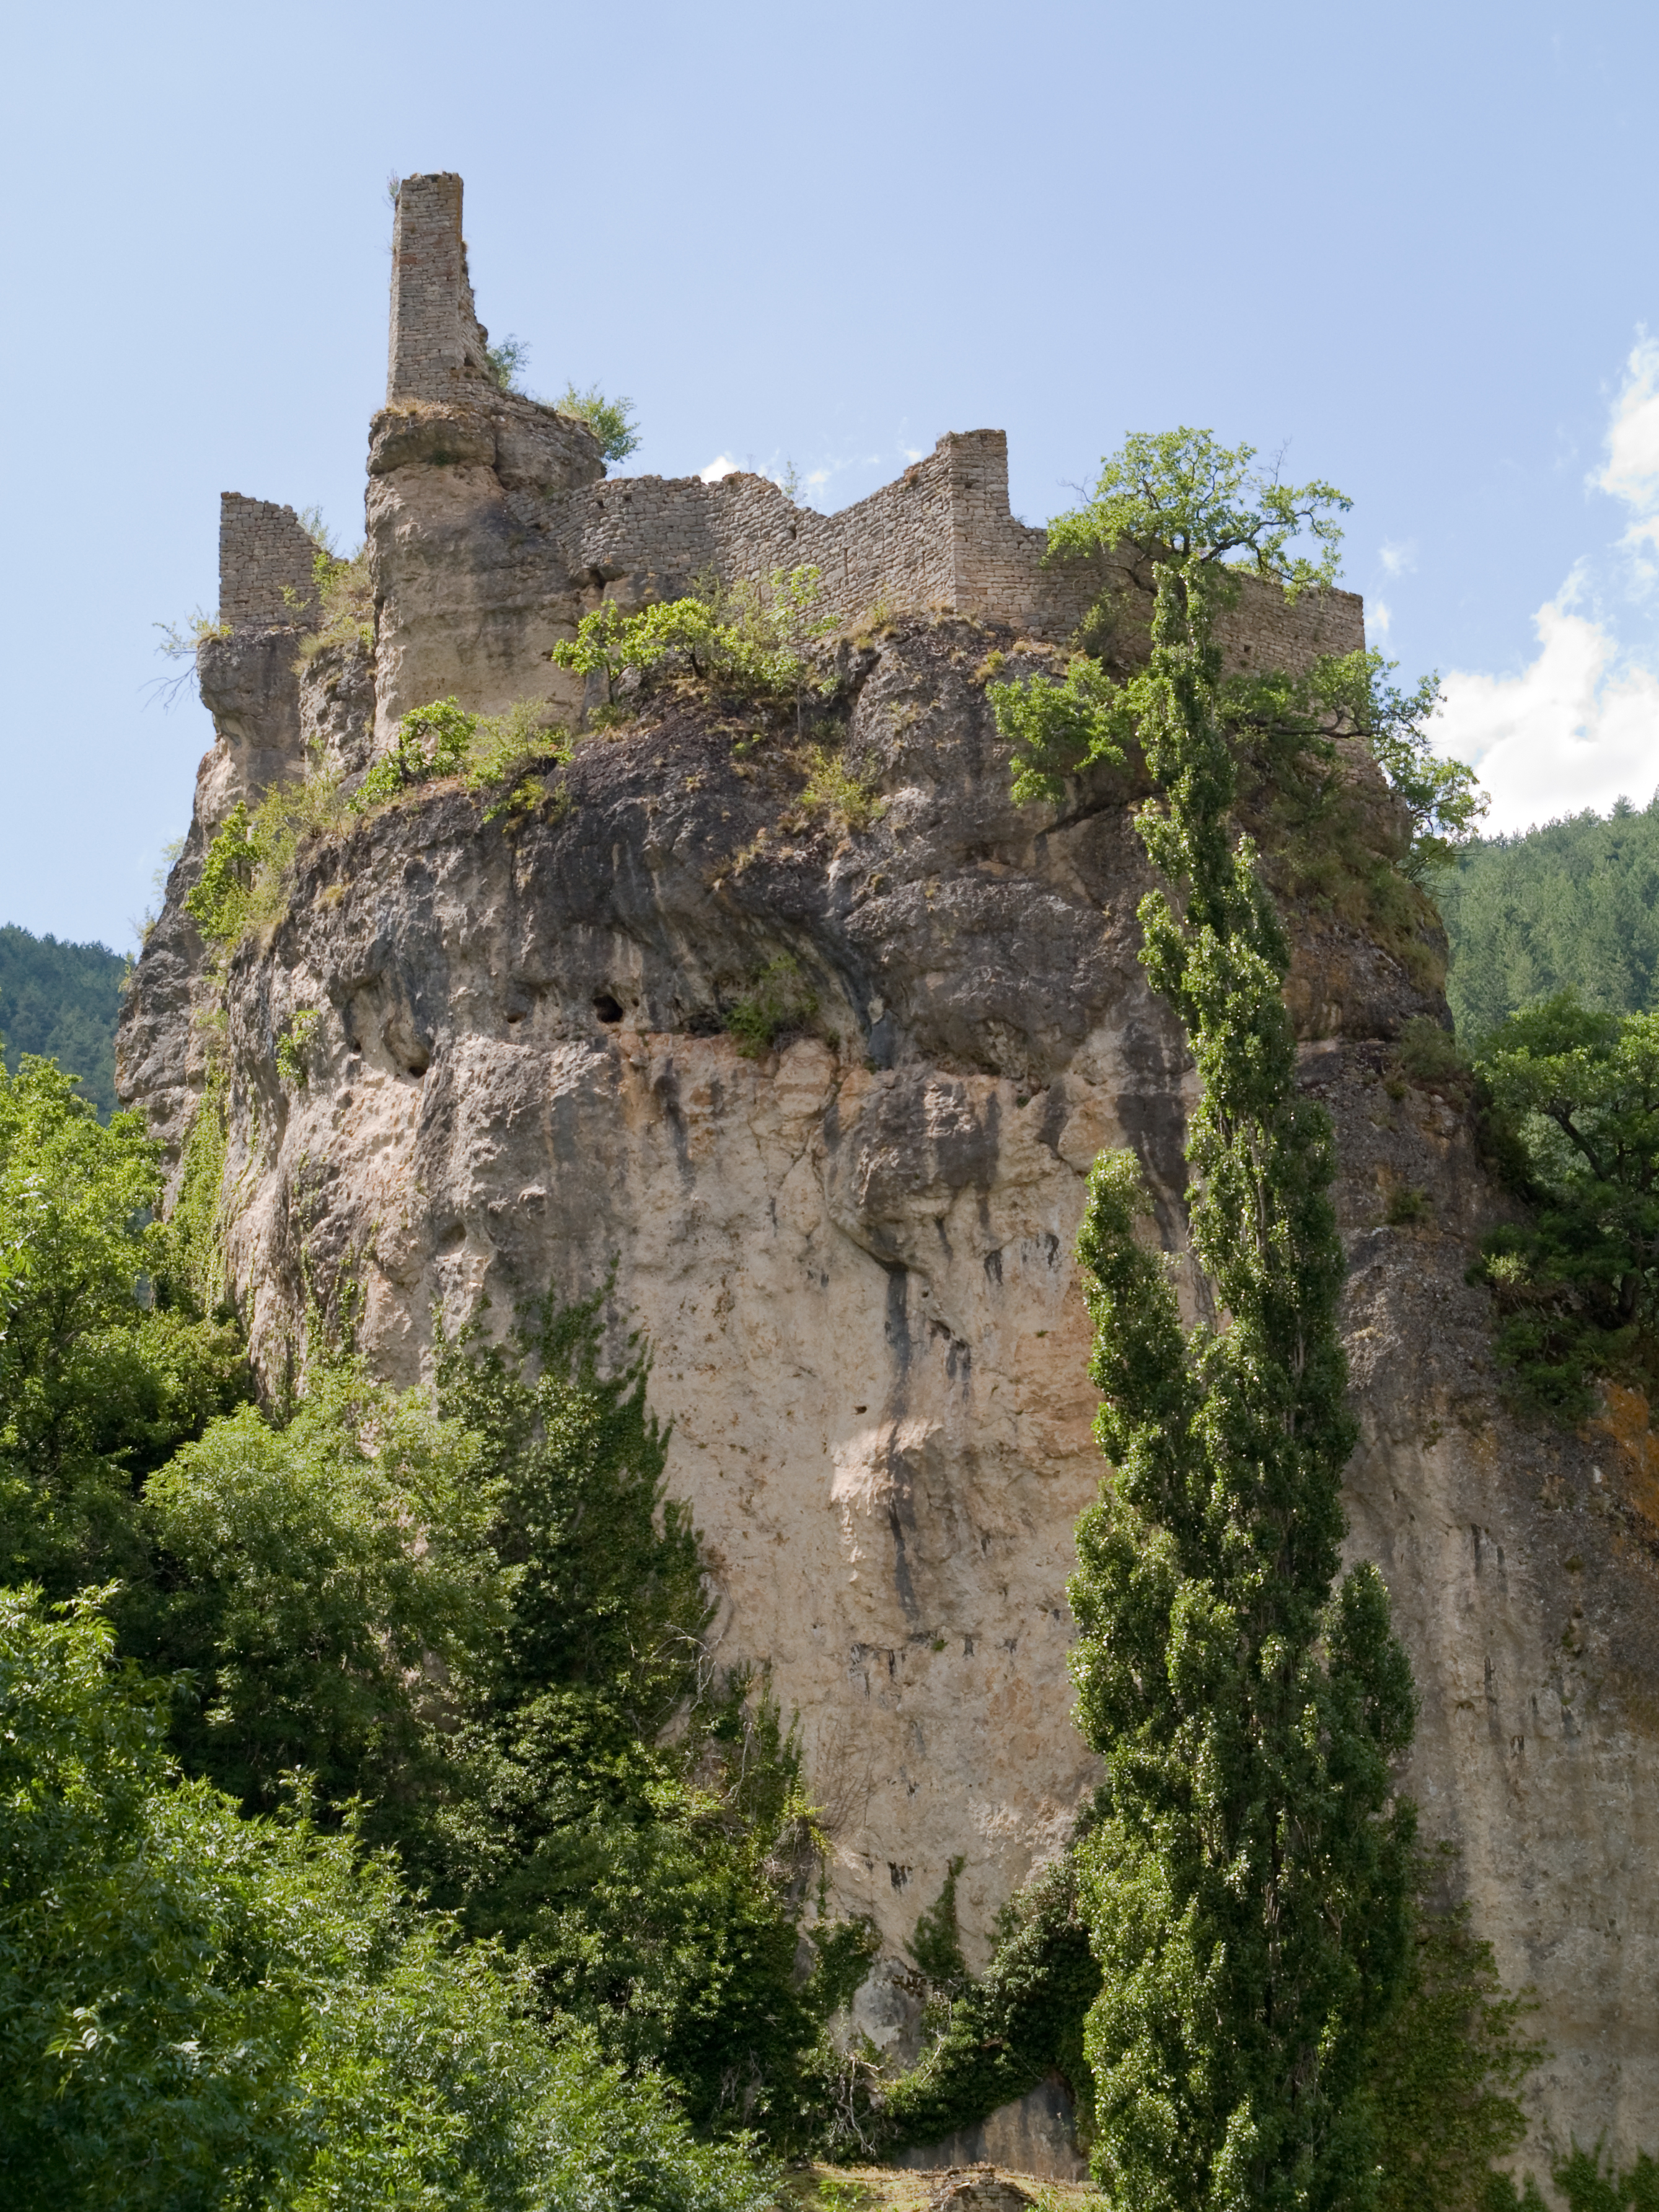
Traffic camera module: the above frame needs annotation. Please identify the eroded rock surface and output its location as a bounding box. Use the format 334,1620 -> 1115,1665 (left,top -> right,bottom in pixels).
117,165 -> 1656,2163
119,618 -> 1659,2163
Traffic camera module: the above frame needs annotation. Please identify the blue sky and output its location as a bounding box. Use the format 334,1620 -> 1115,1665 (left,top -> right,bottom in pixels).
3,0 -> 1657,949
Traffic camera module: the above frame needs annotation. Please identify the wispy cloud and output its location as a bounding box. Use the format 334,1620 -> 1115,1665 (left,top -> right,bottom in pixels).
1378,539 -> 1417,577
1596,335 -> 1659,516
1368,598 -> 1393,638
697,438 -> 925,509
1432,335 -> 1659,832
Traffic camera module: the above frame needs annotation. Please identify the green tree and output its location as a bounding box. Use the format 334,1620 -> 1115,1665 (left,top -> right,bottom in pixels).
995,428 -> 1482,884
0,924 -> 126,1121
1547,2144 -> 1659,2212
550,568 -> 834,724
436,1289 -> 710,1725
555,381 -> 643,464
0,1056 -> 247,1592
1045,425 -> 1351,594
1436,796 -> 1659,1040
0,1582 -> 774,2212
133,1360 -> 509,1817
424,1294 -> 837,2141
881,1851 -> 1101,2155
485,332 -> 531,390
1469,993 -> 1659,1413
1368,1857 -> 1541,2212
995,446 -> 1420,2210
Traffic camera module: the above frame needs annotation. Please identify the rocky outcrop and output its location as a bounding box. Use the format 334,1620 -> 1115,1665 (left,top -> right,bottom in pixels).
115,169 -> 1658,2175
118,612 -> 1659,2164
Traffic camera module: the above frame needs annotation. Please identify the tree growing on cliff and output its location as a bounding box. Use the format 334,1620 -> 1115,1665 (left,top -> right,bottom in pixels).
993,428 -> 1485,884
554,381 -> 643,465
993,447 -> 1422,2210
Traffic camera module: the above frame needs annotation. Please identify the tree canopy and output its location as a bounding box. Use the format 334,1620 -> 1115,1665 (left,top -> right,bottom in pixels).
1437,795 -> 1659,1039
0,1582 -> 773,2212
1047,426 -> 1350,595
1469,993 -> 1659,1414
0,924 -> 126,1121
993,428 -> 1485,884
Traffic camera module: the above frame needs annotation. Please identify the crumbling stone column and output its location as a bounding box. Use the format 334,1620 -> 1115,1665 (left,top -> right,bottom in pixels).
386,171 -> 491,406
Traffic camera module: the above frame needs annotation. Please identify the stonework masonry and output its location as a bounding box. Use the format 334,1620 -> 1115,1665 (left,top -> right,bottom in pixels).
216,493 -> 319,632
386,171 -> 495,406
211,171 -> 1365,740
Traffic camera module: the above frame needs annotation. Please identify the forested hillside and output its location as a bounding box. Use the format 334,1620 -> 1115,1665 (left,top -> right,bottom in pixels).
1437,795 -> 1659,1038
0,924 -> 126,1118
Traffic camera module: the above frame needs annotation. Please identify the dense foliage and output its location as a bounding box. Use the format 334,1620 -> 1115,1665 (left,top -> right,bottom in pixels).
994,429 -> 1485,885
0,1055 -> 850,2195
0,1584 -> 772,2212
0,1055 -> 247,1595
1368,1857 -> 1542,2212
0,923 -> 126,1120
1437,796 -> 1659,1039
1467,994 -> 1659,1414
410,1297 -> 856,2139
880,1853 -> 1100,2154
1545,2148 -> 1659,2212
550,566 -> 834,725
130,1363 -> 506,1816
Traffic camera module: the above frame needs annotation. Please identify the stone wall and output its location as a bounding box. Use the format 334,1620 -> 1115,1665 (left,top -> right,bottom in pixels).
567,429 -> 1365,654
364,172 -> 1366,689
386,170 -> 495,406
208,173 -> 1366,765
216,493 -> 319,631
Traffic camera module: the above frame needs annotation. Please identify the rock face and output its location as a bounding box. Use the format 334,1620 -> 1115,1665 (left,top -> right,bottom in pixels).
118,172 -> 1658,2173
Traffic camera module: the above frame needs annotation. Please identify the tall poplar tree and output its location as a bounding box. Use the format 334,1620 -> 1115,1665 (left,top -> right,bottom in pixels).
993,434 -> 1420,2212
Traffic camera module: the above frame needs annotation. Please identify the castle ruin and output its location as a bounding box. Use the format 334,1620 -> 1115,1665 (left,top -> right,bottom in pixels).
213,170 -> 1363,761
118,174 -> 1659,2180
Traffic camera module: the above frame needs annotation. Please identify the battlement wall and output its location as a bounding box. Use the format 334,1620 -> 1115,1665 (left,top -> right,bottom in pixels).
573,431 -> 1088,632
217,493 -> 319,630
572,432 -> 1362,663
372,170 -> 1365,667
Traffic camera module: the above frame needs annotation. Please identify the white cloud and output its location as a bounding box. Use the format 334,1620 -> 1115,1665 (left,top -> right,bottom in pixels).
1435,578 -> 1659,832
1597,335 -> 1659,515
698,454 -> 740,483
1368,598 -> 1393,638
1379,539 -> 1416,577
1425,330 -> 1659,834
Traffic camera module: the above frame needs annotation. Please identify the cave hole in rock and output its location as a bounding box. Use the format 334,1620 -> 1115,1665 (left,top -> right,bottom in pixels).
593,993 -> 624,1024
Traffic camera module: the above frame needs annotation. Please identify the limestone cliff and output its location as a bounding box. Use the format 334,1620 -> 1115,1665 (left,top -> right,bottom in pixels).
118,172 -> 1658,2174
